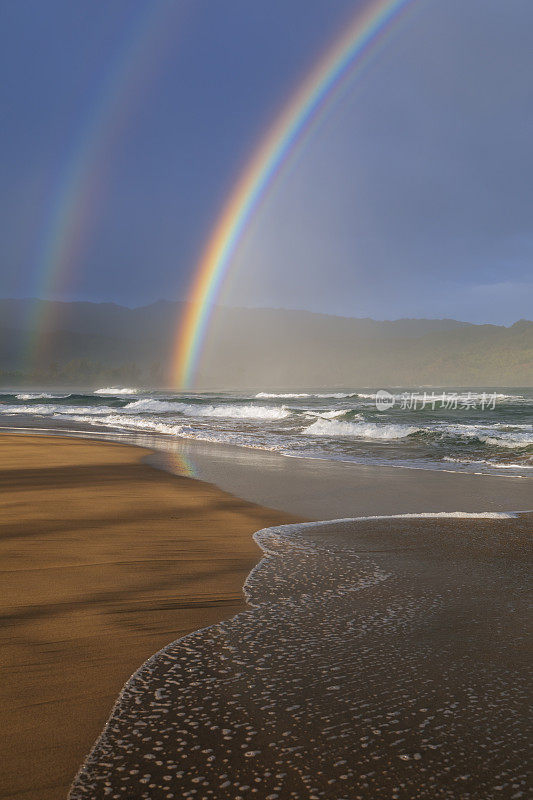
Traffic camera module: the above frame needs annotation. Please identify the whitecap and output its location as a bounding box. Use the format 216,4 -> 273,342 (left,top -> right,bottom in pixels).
255,392 -> 311,399
256,391 -> 357,399
93,387 -> 138,395
304,409 -> 352,420
15,392 -> 68,400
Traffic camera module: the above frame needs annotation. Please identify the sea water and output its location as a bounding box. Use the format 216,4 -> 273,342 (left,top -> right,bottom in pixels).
1,386 -> 532,476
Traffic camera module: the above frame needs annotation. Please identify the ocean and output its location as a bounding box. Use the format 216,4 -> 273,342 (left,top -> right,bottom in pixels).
1,386 -> 532,477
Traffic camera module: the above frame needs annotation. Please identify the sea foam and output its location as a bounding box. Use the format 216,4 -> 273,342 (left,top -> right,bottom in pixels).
70,510 -> 531,800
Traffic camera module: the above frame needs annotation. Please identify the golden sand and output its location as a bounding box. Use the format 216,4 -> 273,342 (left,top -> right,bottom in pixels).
0,434 -> 298,800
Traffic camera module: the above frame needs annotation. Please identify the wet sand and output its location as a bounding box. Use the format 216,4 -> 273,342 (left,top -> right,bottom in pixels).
146,436 -> 533,519
71,512 -> 532,800
5,426 -> 532,520
0,434 -> 299,800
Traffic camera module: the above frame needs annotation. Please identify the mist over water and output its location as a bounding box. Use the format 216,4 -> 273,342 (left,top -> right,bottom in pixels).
1,387 -> 532,477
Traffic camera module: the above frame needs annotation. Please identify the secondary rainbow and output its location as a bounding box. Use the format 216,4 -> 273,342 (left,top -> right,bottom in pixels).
23,2 -> 181,371
173,0 -> 416,389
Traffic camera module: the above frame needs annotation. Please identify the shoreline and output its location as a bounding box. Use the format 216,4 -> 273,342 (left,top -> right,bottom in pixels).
0,432 -> 300,800
1,423 -> 532,520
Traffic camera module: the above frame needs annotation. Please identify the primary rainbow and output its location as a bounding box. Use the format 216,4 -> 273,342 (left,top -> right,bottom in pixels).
172,0 -> 416,389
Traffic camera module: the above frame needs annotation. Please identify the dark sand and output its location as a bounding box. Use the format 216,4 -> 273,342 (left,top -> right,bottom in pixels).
0,434 -> 299,800
71,512 -> 532,800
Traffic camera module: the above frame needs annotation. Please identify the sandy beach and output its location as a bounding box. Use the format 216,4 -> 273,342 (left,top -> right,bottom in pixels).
0,433 -> 298,800
2,431 -> 532,800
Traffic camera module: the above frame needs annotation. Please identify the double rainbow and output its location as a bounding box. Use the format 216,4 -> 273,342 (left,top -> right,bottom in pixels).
172,0 -> 416,389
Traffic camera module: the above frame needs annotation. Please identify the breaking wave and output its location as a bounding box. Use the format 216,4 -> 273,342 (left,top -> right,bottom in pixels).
0,403 -> 114,416
436,423 -> 533,449
124,399 -> 291,420
58,413 -> 186,437
303,419 -> 419,439
303,409 -> 351,420
15,392 -> 69,400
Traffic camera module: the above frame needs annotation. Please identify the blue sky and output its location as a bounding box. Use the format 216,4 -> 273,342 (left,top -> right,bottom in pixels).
1,0 -> 532,324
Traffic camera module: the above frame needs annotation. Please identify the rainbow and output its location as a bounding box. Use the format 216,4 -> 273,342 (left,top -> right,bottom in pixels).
24,2 -> 181,370
172,0 -> 417,389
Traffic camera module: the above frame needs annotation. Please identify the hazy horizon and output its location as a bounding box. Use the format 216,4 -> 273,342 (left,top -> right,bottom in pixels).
2,295 -> 531,328
1,299 -> 531,389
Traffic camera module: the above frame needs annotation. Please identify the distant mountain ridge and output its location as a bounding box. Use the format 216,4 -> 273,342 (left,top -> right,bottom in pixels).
0,298 -> 531,388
